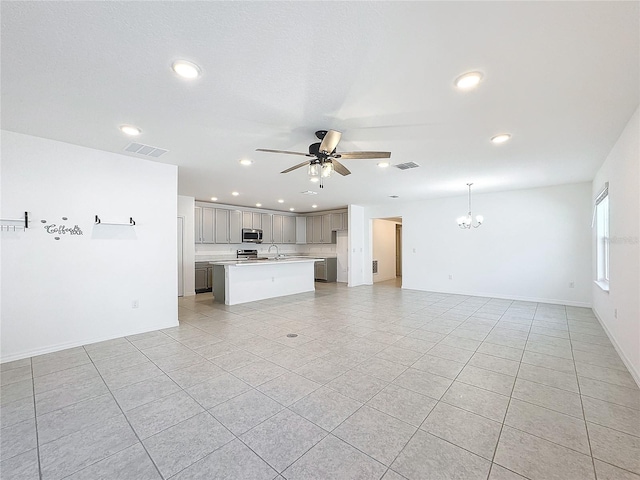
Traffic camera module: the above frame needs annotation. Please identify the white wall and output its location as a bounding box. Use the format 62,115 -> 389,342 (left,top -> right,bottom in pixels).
591,107 -> 639,384
348,205 -> 366,286
358,183 -> 592,306
372,219 -> 399,282
178,195 -> 196,296
1,131 -> 178,362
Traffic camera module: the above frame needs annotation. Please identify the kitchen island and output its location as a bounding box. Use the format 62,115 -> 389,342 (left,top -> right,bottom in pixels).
209,257 -> 321,305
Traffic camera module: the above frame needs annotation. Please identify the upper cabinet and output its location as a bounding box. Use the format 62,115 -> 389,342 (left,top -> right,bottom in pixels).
282,215 -> 296,244
272,214 -> 283,243
195,206 -> 216,244
261,213 -> 273,244
195,203 -> 345,245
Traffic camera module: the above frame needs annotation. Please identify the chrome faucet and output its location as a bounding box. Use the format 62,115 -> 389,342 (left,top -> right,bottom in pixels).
268,244 -> 280,258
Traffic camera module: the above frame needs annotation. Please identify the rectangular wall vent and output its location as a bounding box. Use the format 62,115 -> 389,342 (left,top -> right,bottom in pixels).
124,142 -> 168,158
394,162 -> 420,170
372,260 -> 378,274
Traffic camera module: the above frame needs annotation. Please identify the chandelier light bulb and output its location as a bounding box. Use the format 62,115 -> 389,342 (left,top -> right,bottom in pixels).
308,163 -> 320,177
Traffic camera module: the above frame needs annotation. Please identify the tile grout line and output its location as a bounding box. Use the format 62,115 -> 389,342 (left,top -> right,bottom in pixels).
487,297 -> 530,479
569,318 -> 600,480
30,356 -> 43,480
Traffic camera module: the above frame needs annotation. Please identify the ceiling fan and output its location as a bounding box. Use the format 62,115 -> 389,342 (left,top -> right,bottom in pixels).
256,130 -> 391,187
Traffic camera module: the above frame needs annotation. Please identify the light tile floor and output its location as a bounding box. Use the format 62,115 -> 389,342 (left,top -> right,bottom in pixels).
1,281 -> 639,479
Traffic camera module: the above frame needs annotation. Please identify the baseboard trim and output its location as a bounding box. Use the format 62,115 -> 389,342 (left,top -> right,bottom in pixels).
0,320 -> 179,364
400,285 -> 591,308
592,309 -> 640,389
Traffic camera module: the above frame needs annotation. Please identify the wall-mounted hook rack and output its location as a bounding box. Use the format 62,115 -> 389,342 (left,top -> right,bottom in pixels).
1,211 -> 29,231
95,215 -> 135,226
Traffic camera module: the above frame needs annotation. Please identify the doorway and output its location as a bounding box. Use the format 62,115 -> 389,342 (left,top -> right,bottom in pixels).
396,224 -> 402,277
371,217 -> 402,287
177,216 -> 184,297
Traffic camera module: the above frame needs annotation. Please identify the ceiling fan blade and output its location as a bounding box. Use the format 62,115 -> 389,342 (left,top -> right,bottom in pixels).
281,160 -> 310,174
256,148 -> 313,157
319,130 -> 342,154
331,159 -> 351,176
337,151 -> 391,159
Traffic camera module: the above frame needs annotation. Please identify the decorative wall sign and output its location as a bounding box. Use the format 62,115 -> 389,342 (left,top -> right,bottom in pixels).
41,217 -> 83,240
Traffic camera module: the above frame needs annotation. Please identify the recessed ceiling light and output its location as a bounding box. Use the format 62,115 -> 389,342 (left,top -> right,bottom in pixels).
309,177 -> 320,183
119,125 -> 141,136
256,203 -> 262,207
378,161 -> 390,168
289,207 -> 295,211
491,133 -> 512,144
172,60 -> 201,79
232,191 -> 239,196
312,205 -> 318,209
278,199 -> 284,203
210,197 -> 218,201
239,159 -> 253,166
454,71 -> 483,90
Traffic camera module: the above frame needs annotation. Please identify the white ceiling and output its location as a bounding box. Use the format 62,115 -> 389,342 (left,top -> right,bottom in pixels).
2,1 -> 638,212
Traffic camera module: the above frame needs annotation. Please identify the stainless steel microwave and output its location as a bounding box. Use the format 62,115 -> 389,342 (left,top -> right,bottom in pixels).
242,228 -> 263,243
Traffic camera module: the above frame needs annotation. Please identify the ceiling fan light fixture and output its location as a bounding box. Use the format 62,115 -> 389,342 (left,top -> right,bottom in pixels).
308,163 -> 320,177
172,60 -> 201,79
455,71 -> 483,89
491,133 -> 511,144
321,162 -> 334,178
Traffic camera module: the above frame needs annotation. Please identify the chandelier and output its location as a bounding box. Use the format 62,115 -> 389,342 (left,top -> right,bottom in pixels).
457,183 -> 483,229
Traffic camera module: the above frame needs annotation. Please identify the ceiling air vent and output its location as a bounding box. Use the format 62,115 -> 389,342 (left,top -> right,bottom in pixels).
301,191 -> 318,195
124,142 -> 168,158
394,162 -> 420,170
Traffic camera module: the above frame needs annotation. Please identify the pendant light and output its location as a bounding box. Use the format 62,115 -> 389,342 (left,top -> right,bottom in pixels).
457,183 -> 483,229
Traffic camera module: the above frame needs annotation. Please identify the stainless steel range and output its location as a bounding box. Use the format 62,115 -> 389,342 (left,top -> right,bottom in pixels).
237,249 -> 258,260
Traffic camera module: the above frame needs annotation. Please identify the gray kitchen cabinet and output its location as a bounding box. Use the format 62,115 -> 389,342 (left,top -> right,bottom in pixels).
242,211 -> 253,229
312,216 -> 322,243
242,211 -> 262,230
314,257 -> 337,282
330,213 -> 343,231
261,213 -> 273,243
229,210 -> 242,243
282,215 -> 296,243
202,207 -> 215,243
194,206 -> 215,243
253,213 -> 262,229
195,262 -> 213,292
342,212 -> 348,230
214,209 -> 229,243
306,216 -> 313,243
195,206 -> 202,243
272,215 -> 283,243
322,214 -> 332,243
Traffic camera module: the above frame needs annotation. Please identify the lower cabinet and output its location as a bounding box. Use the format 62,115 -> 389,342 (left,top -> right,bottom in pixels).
314,258 -> 337,282
195,263 -> 213,293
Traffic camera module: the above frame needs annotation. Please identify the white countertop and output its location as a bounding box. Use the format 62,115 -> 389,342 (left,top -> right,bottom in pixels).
209,257 -> 322,266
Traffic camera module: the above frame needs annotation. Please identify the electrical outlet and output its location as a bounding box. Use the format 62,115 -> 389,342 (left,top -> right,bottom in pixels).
569,282 -> 575,288
448,275 -> 453,280
132,300 -> 139,309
